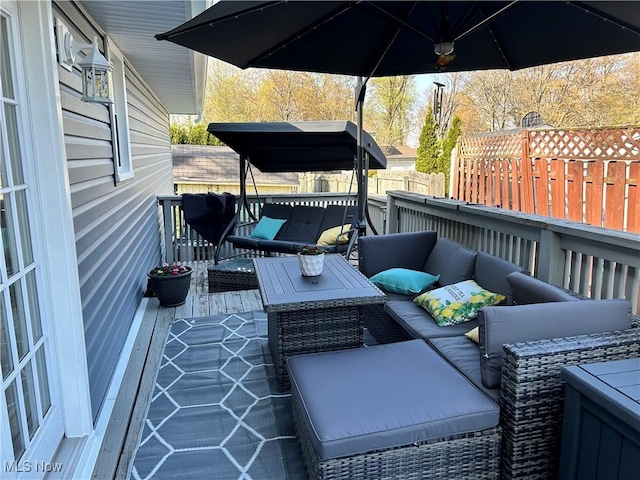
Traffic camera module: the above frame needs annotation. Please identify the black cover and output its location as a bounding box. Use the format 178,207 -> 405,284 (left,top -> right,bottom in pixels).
207,121 -> 386,172
181,193 -> 236,244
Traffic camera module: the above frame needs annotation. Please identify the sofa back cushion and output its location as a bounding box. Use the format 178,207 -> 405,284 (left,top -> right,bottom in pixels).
317,205 -> 357,234
474,253 -> 528,306
358,231 -> 437,278
260,203 -> 293,240
478,299 -> 632,388
278,206 -> 326,243
423,238 -> 477,285
506,271 -> 580,304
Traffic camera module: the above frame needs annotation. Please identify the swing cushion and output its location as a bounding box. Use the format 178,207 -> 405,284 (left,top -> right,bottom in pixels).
227,204 -> 358,255
250,216 -> 287,240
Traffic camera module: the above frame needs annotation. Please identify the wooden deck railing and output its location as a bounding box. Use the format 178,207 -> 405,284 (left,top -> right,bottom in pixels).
158,190 -> 639,312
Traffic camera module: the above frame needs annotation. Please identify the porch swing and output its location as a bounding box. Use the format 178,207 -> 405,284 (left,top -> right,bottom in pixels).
207,121 -> 387,264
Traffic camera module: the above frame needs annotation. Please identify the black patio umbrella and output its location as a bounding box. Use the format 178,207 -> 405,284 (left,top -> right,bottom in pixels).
156,1 -> 640,231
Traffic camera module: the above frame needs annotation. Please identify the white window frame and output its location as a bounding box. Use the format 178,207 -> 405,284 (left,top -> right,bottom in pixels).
15,0 -> 92,437
107,39 -> 133,184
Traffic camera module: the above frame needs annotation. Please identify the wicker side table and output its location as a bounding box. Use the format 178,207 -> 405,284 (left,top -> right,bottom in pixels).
207,258 -> 258,292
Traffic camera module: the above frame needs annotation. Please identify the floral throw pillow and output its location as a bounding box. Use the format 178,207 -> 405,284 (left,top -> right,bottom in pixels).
414,279 -> 505,327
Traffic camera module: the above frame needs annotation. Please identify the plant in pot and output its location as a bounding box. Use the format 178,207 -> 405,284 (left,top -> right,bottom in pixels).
148,262 -> 193,307
298,245 -> 326,277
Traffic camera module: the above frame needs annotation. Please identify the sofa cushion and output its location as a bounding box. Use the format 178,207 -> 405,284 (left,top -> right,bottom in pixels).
506,272 -> 580,304
317,224 -> 351,246
279,206 -> 325,242
414,280 -> 506,327
250,216 -> 287,240
422,238 -> 477,286
370,268 -> 439,295
428,336 -> 500,403
287,339 -> 499,460
474,252 -> 527,305
227,234 -> 261,250
317,204 -> 357,234
385,300 -> 477,339
479,299 -> 633,388
260,203 -> 293,222
358,231 -> 438,278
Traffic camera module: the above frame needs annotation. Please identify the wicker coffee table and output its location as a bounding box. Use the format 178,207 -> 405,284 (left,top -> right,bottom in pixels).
253,254 -> 386,391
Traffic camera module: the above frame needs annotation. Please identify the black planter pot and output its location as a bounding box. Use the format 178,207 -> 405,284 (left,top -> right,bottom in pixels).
148,270 -> 192,307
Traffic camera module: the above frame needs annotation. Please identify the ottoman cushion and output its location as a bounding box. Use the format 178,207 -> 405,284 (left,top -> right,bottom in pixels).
287,339 -> 499,461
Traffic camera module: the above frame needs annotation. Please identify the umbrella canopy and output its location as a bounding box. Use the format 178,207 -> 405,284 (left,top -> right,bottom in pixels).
207,121 -> 387,172
157,1 -> 640,234
156,1 -> 640,76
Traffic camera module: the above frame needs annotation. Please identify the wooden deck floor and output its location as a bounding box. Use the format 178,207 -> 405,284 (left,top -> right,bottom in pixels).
96,261 -> 264,479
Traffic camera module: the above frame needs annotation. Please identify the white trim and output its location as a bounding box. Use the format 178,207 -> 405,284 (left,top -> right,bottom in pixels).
18,0 -> 92,436
72,299 -> 148,479
107,38 -> 134,184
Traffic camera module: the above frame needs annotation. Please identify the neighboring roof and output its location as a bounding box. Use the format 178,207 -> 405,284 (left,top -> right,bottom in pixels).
207,121 -> 387,172
81,1 -> 208,114
172,145 -> 299,185
382,145 -> 417,159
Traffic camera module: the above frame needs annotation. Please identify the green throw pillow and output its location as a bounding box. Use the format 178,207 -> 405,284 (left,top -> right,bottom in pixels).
414,279 -> 505,327
370,268 -> 440,295
250,216 -> 287,240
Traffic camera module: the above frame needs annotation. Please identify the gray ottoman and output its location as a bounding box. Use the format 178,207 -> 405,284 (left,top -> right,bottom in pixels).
287,339 -> 501,480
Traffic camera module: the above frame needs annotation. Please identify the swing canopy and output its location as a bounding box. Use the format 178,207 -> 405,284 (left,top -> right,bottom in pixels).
206,121 -> 387,172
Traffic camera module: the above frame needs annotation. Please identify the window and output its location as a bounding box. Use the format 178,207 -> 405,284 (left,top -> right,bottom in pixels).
108,40 -> 133,183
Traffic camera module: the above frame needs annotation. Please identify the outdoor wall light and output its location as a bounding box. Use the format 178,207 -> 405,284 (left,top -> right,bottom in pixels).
57,19 -> 113,104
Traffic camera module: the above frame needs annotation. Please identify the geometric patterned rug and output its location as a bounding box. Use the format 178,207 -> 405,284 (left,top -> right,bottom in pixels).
130,311 -> 306,480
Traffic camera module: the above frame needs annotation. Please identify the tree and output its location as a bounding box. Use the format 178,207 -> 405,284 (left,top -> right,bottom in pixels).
439,115 -> 462,194
456,52 -> 640,133
365,76 -> 416,146
170,123 -> 188,144
415,107 -> 440,174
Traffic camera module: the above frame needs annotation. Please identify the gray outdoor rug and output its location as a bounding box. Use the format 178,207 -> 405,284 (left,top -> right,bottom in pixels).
131,311 -> 306,480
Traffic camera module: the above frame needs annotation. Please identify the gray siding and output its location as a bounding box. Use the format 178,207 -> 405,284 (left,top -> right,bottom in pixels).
54,1 -> 172,419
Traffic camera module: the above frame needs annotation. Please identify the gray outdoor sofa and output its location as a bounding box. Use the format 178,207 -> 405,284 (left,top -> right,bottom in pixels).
285,230 -> 640,479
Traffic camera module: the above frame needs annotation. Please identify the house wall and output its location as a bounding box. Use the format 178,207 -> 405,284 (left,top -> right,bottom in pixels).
53,1 -> 172,419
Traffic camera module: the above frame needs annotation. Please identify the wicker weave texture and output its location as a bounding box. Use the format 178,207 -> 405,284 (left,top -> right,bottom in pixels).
293,398 -> 501,480
208,269 -> 258,292
207,259 -> 258,292
500,329 -> 640,479
361,304 -> 413,344
269,307 -> 363,391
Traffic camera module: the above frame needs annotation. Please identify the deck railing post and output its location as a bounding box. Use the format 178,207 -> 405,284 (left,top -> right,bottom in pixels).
385,192 -> 399,234
160,198 -> 175,263
537,229 -> 565,286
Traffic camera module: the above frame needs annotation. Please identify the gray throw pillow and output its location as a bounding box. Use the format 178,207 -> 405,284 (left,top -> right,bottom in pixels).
474,253 -> 528,305
478,299 -> 632,388
423,239 -> 477,286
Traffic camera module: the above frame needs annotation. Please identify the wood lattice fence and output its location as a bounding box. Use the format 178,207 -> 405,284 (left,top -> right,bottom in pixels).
451,126 -> 640,233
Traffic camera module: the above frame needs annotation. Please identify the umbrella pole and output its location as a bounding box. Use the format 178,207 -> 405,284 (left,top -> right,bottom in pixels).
356,76 -> 367,237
